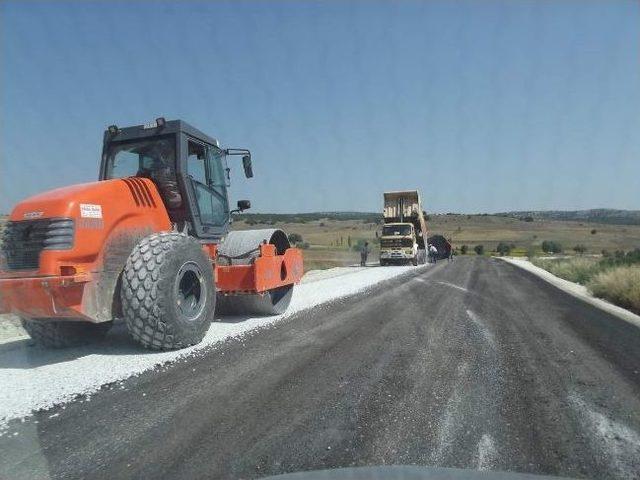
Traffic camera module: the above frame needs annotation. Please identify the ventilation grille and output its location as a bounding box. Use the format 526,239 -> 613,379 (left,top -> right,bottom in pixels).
381,237 -> 413,248
1,218 -> 74,271
122,178 -> 157,208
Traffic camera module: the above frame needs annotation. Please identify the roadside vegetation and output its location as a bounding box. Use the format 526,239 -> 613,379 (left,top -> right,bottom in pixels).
531,249 -> 640,314
230,212 -> 640,271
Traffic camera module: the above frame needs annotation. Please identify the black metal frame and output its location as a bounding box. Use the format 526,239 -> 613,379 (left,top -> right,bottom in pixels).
99,119 -> 250,241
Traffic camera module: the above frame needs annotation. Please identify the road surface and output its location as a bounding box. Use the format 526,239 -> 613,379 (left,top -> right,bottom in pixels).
2,257 -> 639,479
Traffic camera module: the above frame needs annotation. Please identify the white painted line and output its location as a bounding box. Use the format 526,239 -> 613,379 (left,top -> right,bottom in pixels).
499,258 -> 640,329
412,278 -> 468,293
437,281 -> 468,293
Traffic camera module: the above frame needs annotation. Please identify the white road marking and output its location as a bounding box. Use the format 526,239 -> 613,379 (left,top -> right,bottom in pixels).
466,309 -> 496,348
412,278 -> 468,293
477,433 -> 497,470
568,392 -> 640,479
437,281 -> 468,292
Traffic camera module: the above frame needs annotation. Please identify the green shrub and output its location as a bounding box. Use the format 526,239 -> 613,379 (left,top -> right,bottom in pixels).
474,245 -> 484,255
288,233 -> 303,244
496,242 -> 511,256
460,245 -> 468,255
600,248 -> 640,268
542,240 -> 562,254
573,244 -> 587,255
531,257 -> 602,284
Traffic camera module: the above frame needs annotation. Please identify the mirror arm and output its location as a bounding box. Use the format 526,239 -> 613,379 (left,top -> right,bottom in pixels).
224,148 -> 253,178
224,148 -> 251,157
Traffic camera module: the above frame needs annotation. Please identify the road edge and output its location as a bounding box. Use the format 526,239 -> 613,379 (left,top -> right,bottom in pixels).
498,257 -> 640,329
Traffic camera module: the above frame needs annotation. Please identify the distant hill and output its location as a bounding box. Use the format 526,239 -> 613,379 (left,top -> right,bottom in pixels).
239,209 -> 640,226
498,209 -> 640,226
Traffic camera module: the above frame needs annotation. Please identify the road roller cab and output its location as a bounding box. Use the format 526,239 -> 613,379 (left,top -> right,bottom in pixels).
0,118 -> 303,350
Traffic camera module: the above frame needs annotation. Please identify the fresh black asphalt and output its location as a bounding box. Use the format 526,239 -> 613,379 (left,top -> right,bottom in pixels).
1,257 -> 639,480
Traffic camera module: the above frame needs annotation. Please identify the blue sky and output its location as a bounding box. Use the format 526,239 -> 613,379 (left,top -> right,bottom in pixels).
1,0 -> 639,214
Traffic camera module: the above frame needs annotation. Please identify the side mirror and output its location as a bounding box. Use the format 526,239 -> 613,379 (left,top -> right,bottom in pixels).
242,155 -> 253,178
237,199 -> 251,212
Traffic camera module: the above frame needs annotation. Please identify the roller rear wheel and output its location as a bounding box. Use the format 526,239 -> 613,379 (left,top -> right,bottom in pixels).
218,285 -> 294,316
216,229 -> 295,316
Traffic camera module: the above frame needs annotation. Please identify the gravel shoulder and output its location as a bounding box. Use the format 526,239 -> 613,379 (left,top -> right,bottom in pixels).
0,264 -> 426,426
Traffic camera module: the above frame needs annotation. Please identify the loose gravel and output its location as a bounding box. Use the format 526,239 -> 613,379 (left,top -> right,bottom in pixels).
0,265 -> 423,426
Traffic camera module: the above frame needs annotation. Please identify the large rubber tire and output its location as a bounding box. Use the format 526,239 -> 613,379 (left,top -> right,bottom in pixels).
121,232 -> 215,350
21,318 -> 112,348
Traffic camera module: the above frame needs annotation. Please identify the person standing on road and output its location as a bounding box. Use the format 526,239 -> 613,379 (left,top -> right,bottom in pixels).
429,244 -> 438,263
446,240 -> 453,262
360,241 -> 370,266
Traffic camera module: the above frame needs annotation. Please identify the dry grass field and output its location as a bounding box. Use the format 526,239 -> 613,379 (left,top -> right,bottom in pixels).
234,214 -> 640,270
427,214 -> 640,255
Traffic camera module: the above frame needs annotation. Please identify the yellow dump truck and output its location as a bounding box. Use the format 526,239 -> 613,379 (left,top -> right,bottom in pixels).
380,190 -> 428,266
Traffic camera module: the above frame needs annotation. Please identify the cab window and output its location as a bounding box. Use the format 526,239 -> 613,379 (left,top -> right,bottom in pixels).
187,140 -> 229,227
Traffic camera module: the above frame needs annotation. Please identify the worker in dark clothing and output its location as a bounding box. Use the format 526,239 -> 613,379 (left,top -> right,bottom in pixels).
150,160 -> 182,209
360,241 -> 370,266
137,141 -> 182,210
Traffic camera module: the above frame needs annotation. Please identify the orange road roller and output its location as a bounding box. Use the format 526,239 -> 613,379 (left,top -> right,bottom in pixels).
0,118 -> 303,349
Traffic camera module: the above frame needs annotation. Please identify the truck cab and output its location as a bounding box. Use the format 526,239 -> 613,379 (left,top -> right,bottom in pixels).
379,223 -> 419,265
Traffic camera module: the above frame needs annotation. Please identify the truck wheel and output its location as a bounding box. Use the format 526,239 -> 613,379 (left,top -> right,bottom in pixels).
21,318 -> 112,348
121,232 -> 215,350
380,259 -> 387,266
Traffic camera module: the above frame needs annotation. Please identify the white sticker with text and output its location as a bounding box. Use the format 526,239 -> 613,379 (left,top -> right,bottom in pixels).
80,204 -> 103,219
